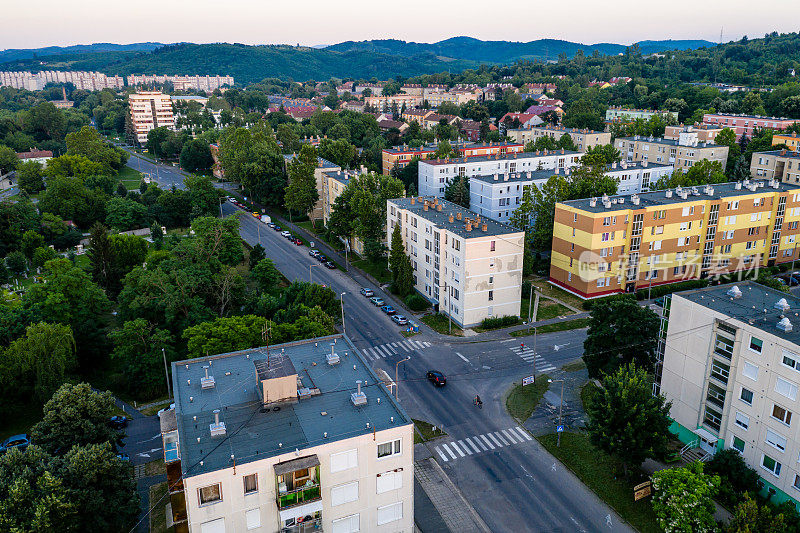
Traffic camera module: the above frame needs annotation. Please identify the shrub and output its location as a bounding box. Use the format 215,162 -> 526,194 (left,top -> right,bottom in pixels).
479,315 -> 519,330
705,448 -> 761,508
634,279 -> 709,300
582,293 -> 635,311
404,293 -> 429,311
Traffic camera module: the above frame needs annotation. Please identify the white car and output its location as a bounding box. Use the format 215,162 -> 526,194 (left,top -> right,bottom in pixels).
281,231 -> 291,238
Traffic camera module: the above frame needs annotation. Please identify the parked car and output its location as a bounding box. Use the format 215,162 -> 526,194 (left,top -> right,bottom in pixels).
109,415 -> 128,429
0,434 -> 30,454
370,296 -> 385,306
281,231 -> 291,238
316,254 -> 328,262
116,453 -> 130,462
324,261 -> 336,269
252,212 -> 260,218
309,249 -> 320,258
360,288 -> 374,297
267,222 -> 276,228
381,305 -> 396,315
392,315 -> 408,325
292,238 -> 303,245
426,371 -> 446,387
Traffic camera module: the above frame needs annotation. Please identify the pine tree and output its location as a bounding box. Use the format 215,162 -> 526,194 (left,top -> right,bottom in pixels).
388,224 -> 405,281
444,176 -> 469,208
394,256 -> 415,297
284,145 -> 320,223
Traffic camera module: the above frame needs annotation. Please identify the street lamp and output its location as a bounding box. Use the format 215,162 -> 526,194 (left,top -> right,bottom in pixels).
309,263 -> 321,283
395,356 -> 410,400
340,292 -> 346,336
218,197 -> 226,219
548,378 -> 565,447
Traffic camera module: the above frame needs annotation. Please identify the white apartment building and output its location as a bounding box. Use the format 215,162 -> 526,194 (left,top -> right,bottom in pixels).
160,335 -> 414,533
418,150 -> 583,197
128,74 -> 234,92
660,282 -> 800,509
468,161 -> 674,224
128,91 -> 175,144
616,131 -> 729,170
507,126 -> 611,151
0,70 -> 124,91
387,197 -> 524,327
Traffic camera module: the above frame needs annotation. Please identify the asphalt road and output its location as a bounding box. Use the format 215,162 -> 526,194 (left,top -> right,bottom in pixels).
122,147 -> 189,190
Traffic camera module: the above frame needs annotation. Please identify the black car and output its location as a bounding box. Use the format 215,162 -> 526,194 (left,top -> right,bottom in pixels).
316,254 -> 328,262
109,415 -> 129,429
324,261 -> 336,269
272,225 -> 282,232
426,371 -> 446,387
309,249 -> 320,257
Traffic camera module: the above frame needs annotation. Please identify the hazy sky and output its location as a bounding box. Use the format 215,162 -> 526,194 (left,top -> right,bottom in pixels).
2,0 -> 799,49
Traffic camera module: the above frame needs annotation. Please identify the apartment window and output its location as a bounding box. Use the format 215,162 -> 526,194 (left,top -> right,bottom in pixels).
331,481 -> 359,507
740,387 -> 754,405
488,290 -> 494,301
489,276 -> 493,284
377,502 -> 403,526
602,232 -> 610,242
775,377 -> 799,401
732,436 -> 745,453
762,455 -> 782,477
198,483 -> 222,506
603,217 -> 612,226
376,470 -> 403,494
245,509 -> 261,530
243,474 -> 258,495
766,429 -> 787,452
783,350 -> 800,371
331,514 -> 360,533
452,288 -> 460,301
773,404 -> 793,426
378,439 -> 401,459
573,213 -> 578,222
735,411 -> 750,430
704,405 -> 722,432
330,449 -> 358,473
490,240 -> 495,251
749,336 -> 763,353
452,239 -> 460,251
742,361 -> 759,381
710,359 -> 731,384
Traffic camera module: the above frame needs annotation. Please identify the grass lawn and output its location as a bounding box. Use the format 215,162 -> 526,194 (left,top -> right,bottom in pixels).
401,330 -> 419,338
562,360 -> 587,373
0,402 -> 42,440
352,258 -> 392,284
149,481 -> 173,533
506,375 -> 551,422
421,313 -> 463,336
531,279 -> 584,310
140,399 -> 173,417
117,166 -> 143,186
413,418 -> 448,444
537,432 -> 661,533
510,317 -> 591,336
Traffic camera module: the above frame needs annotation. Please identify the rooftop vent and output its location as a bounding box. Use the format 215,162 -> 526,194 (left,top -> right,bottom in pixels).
326,350 -> 340,366
351,380 -> 367,407
775,298 -> 791,312
735,182 -> 742,190
778,317 -> 793,332
201,366 -> 215,389
210,409 -> 226,437
665,190 -> 673,198
589,197 -> 597,207
727,285 -> 743,299
632,195 -> 640,205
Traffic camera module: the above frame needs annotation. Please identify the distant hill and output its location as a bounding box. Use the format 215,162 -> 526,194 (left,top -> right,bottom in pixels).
0,42 -> 165,64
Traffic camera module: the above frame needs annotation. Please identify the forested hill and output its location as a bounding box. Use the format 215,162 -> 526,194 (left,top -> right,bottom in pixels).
325,37 -> 716,63
0,42 -> 164,63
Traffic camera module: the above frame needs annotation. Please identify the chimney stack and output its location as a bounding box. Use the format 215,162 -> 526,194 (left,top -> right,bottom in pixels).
465,221 -> 472,231
456,212 -> 463,220
481,223 -> 488,232
448,214 -> 454,223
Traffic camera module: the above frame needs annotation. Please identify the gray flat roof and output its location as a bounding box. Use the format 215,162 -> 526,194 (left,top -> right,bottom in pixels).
470,169 -> 556,184
509,126 -> 605,135
755,150 -> 800,160
606,161 -> 673,172
283,154 -> 339,169
616,137 -> 725,149
390,197 -> 522,238
676,281 -> 800,346
421,149 -> 582,167
171,335 -> 411,478
561,180 -> 800,214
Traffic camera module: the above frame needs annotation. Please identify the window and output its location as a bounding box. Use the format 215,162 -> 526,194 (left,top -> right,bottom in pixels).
331,449 -> 358,473
775,377 -> 799,401
198,483 -> 222,506
735,412 -> 750,430
782,350 -> 800,371
490,240 -> 495,251
710,359 -> 731,384
749,336 -> 763,353
378,439 -> 401,459
332,514 -> 360,533
704,405 -> 722,431
201,518 -> 226,533
331,481 -> 359,506
742,361 -> 759,381
762,455 -> 782,477
243,474 -> 258,494
732,436 -> 745,453
766,429 -> 787,452
740,387 -> 754,405
714,334 -> 734,359
376,470 -> 403,494
773,404 -> 793,426
488,290 -> 494,301
794,475 -> 800,492
377,502 -> 403,525
245,509 -> 261,530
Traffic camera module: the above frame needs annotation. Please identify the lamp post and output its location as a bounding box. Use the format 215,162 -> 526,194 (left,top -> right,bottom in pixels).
162,347 -> 171,401
218,197 -> 225,219
548,378 -> 565,447
309,263 -> 321,283
395,356 -> 410,400
340,292 -> 346,336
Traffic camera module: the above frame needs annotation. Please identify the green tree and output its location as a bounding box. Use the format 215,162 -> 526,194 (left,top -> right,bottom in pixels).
180,138 -> 214,173
0,145 -> 19,175
651,462 -> 720,533
317,138 -> 357,168
87,223 -> 114,293
43,154 -> 104,180
285,145 -> 320,221
38,176 -> 108,229
20,230 -> 44,259
727,494 -> 786,533
184,174 -> 223,220
182,314 -> 267,357
582,145 -> 622,167
65,126 -> 126,173
218,125 -> 286,206
388,223 -> 405,281
251,258 -> 281,294
16,161 -> 44,193
583,296 -> 660,378
655,159 -> 728,189
31,246 -> 57,269
509,186 -> 535,230
109,319 -> 175,398
5,251 -> 27,275
586,363 -> 672,476
249,243 -> 266,269
105,197 -> 149,231
556,133 -> 578,151
394,254 -> 415,297
444,176 -> 469,208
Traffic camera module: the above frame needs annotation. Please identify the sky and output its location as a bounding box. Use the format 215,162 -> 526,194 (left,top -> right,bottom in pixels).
2,0 -> 800,50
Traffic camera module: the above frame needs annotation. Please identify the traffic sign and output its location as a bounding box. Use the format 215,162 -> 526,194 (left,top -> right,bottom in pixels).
556,425 -> 564,433
522,375 -> 535,386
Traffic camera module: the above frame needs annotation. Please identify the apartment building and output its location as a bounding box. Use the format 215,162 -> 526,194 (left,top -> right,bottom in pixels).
425,89 -> 480,108
773,133 -> 800,152
664,124 -> 724,144
506,126 -> 611,151
615,132 -> 729,170
159,335 -> 414,533
550,180 -> 800,299
380,141 -> 523,174
128,74 -> 234,91
605,107 -> 679,122
128,91 -> 175,144
386,197 -> 524,327
284,155 -> 340,223
468,161 -> 673,224
703,113 -> 800,141
750,150 -> 800,183
0,70 -> 124,91
418,150 -> 583,197
364,94 -> 422,111
660,282 -> 800,509
400,109 -> 434,125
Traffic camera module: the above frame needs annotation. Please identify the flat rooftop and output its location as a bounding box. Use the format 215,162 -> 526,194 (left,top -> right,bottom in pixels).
561,180 -> 800,214
172,335 -> 410,478
616,136 -> 725,149
421,149 -> 582,167
754,150 -> 800,160
704,113 -> 799,121
390,197 -> 522,238
509,126 -> 605,135
283,154 -> 339,169
676,281 -> 800,346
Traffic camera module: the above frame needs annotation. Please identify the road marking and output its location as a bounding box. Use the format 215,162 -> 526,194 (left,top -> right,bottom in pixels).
515,427 -> 533,441
465,437 -> 482,453
386,344 -> 398,355
457,440 -> 472,455
377,345 -> 392,358
399,341 -> 412,352
442,443 -> 457,460
450,442 -> 466,457
480,435 -> 495,450
494,432 -> 509,446
501,429 -> 518,444
368,348 -> 381,359
436,447 -> 448,462
390,342 -> 399,349
488,433 -> 503,447
423,341 -> 431,347
456,352 -> 469,362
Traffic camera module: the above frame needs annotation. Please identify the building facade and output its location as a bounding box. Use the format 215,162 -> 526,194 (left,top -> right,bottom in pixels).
550,180 -> 800,299
387,197 -> 523,327
160,335 -> 414,533
773,133 -> 800,152
506,126 -> 611,151
381,141 -> 523,175
703,113 -> 800,141
664,124 -> 724,144
660,282 -> 800,509
0,70 -> 124,91
284,155 -> 340,223
750,150 -> 800,183
418,150 -> 583,198
605,107 -> 679,122
128,74 -> 234,91
615,133 -> 729,170
128,91 -> 175,144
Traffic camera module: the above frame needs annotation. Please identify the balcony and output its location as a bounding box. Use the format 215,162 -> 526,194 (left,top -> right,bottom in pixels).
281,516 -> 322,533
275,456 -> 321,511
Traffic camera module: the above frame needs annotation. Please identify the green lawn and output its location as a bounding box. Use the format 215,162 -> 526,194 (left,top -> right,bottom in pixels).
537,432 -> 661,533
510,317 -> 591,336
117,166 -> 143,189
506,375 -> 550,422
413,418 -> 448,444
352,258 -> 392,284
421,313 -> 463,336
562,360 -> 587,373
149,481 -> 173,533
521,296 -> 574,321
531,279 -> 583,310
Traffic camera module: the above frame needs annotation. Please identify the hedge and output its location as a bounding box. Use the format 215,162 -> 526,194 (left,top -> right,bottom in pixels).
634,279 -> 709,300
404,293 -> 429,311
582,293 -> 636,311
479,315 -> 520,330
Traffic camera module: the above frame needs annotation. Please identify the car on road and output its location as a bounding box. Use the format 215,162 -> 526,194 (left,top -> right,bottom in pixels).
370,296 -> 385,306
268,223 -> 276,228
381,305 -> 396,315
292,238 -> 303,246
426,371 -> 446,387
324,261 -> 336,269
360,288 -> 374,297
252,212 -> 260,218
281,231 -> 291,238
273,225 -> 281,232
0,434 -> 30,454
316,254 -> 328,262
392,315 -> 408,325
109,415 -> 128,429
309,249 -> 320,258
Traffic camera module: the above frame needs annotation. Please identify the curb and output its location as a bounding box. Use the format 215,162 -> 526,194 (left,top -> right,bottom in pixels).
427,457 -> 492,533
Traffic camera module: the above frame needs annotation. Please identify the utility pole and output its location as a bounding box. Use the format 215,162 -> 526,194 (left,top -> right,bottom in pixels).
162,347 -> 171,402
532,291 -> 539,380
395,357 -> 410,400
791,243 -> 798,285
549,378 -> 565,447
340,292 -> 346,336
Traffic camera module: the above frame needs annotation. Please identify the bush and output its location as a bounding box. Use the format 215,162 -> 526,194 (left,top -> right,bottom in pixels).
479,315 -> 520,330
634,279 -> 709,300
404,293 -> 429,312
705,448 -> 761,508
582,293 -> 635,311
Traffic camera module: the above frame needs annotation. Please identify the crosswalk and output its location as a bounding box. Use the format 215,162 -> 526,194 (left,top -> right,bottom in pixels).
361,339 -> 431,360
509,344 -> 556,372
434,426 -> 533,462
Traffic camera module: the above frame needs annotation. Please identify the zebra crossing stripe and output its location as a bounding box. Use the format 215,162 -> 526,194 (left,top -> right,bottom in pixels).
399,341 -> 412,352
494,432 -> 509,446
371,347 -> 383,359
450,442 -> 465,457
413,340 -> 424,349
501,429 -> 517,444
436,447 -> 448,462
515,427 -> 533,441
378,345 -> 392,357
423,341 -> 431,347
442,443 -> 457,460
386,344 -> 398,355
481,434 -> 496,449
457,440 -> 472,455
465,437 -> 481,453
540,365 -> 557,372
488,433 -> 503,447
